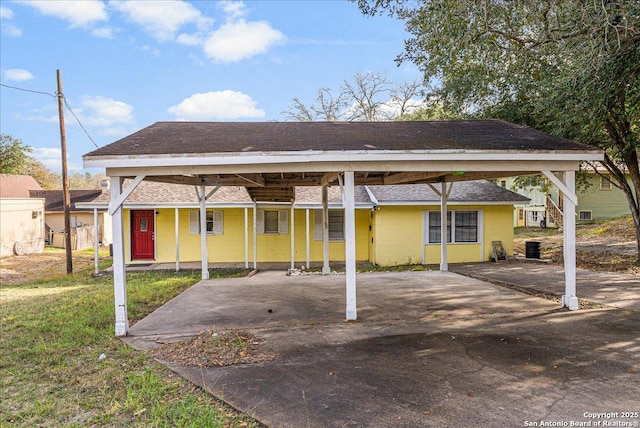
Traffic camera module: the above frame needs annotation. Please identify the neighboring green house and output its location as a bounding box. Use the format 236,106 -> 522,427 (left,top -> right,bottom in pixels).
500,170 -> 632,227
79,179 -> 528,268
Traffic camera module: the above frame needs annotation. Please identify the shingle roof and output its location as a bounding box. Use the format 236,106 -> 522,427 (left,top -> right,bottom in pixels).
88,180 -> 253,206
0,174 -> 42,198
294,186 -> 371,205
368,181 -> 530,204
29,190 -> 103,211
78,180 -> 527,207
84,120 -> 596,158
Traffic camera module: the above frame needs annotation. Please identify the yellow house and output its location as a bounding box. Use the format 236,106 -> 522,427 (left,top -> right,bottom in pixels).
79,179 -> 527,268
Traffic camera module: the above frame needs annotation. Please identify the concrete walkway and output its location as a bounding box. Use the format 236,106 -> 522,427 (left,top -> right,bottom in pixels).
123,266 -> 640,427
450,262 -> 640,312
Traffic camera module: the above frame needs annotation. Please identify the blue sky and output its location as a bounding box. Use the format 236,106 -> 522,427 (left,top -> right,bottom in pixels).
0,0 -> 420,174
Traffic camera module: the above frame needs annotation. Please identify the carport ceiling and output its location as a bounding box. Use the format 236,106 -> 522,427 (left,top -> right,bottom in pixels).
83,120 -> 603,202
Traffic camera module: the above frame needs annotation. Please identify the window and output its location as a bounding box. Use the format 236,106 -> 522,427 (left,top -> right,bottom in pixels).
500,180 -> 507,188
264,210 -> 279,234
428,211 -> 451,243
579,211 -> 593,221
314,210 -> 344,241
530,211 -> 539,223
256,210 -> 288,235
455,211 -> 477,242
600,175 -> 612,191
427,211 -> 479,244
189,210 -> 224,235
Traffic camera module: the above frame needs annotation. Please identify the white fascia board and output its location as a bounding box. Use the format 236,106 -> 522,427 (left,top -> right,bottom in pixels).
294,202 -> 373,209
103,202 -> 255,210
84,150 -> 603,169
376,200 -> 528,206
75,203 -> 109,210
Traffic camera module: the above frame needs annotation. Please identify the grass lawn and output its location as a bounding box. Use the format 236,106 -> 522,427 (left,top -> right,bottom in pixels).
0,263 -> 259,427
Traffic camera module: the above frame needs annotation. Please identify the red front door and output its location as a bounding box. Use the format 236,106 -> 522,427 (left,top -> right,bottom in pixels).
132,210 -> 154,260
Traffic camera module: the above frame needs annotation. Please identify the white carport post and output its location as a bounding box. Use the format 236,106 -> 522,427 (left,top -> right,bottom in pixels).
244,207 -> 249,269
253,202 -> 258,270
305,209 -> 310,269
440,180 -> 449,272
175,208 -> 180,272
543,170 -> 579,310
344,172 -> 357,320
93,208 -> 99,274
322,185 -> 330,275
199,185 -> 209,280
109,177 -> 128,336
290,202 -> 295,270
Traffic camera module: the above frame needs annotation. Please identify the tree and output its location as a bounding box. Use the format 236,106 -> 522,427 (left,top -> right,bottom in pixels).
20,157 -> 60,189
357,0 -> 640,261
0,134 -> 32,174
284,71 -> 424,121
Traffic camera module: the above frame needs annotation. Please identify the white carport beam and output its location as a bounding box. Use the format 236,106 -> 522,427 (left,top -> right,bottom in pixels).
344,171 -> 357,320
110,176 -> 129,336
108,174 -> 145,215
542,171 -> 578,206
561,171 -> 579,310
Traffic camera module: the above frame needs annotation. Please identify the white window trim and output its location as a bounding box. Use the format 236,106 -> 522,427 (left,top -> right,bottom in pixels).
424,210 -> 483,245
189,210 -> 224,235
600,175 -> 612,191
578,210 -> 593,221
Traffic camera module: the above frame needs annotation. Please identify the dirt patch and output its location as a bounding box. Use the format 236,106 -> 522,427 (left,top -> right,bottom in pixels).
151,329 -> 277,368
514,217 -> 639,275
0,248 -> 105,286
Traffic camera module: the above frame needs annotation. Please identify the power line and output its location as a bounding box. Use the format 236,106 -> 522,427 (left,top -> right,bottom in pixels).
0,83 -> 55,98
63,97 -> 100,149
1,82 -> 101,149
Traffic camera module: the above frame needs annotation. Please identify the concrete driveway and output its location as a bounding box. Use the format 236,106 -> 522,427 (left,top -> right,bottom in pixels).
124,268 -> 640,428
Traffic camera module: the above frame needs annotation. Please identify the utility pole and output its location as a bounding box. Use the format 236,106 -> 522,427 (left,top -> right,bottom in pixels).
57,69 -> 73,274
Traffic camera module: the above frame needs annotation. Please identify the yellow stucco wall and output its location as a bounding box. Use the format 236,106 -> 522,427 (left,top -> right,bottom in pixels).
371,206 -> 424,266
122,208 -> 369,264
121,205 -> 512,265
372,204 -> 514,266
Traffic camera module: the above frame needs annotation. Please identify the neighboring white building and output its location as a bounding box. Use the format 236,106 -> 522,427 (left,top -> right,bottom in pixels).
0,175 -> 45,257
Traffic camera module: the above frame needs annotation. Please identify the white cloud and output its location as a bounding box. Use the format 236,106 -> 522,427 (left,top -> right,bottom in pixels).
167,90 -> 265,120
218,1 -> 247,20
91,26 -> 113,38
16,112 -> 58,123
79,96 -> 134,127
203,19 -> 285,63
1,6 -> 14,19
140,45 -> 161,57
3,68 -> 34,81
20,0 -> 107,28
176,32 -> 203,46
1,6 -> 22,36
110,0 -> 213,41
33,147 -> 62,170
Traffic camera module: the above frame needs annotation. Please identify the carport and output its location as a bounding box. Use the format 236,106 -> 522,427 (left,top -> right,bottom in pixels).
82,120 -> 603,336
